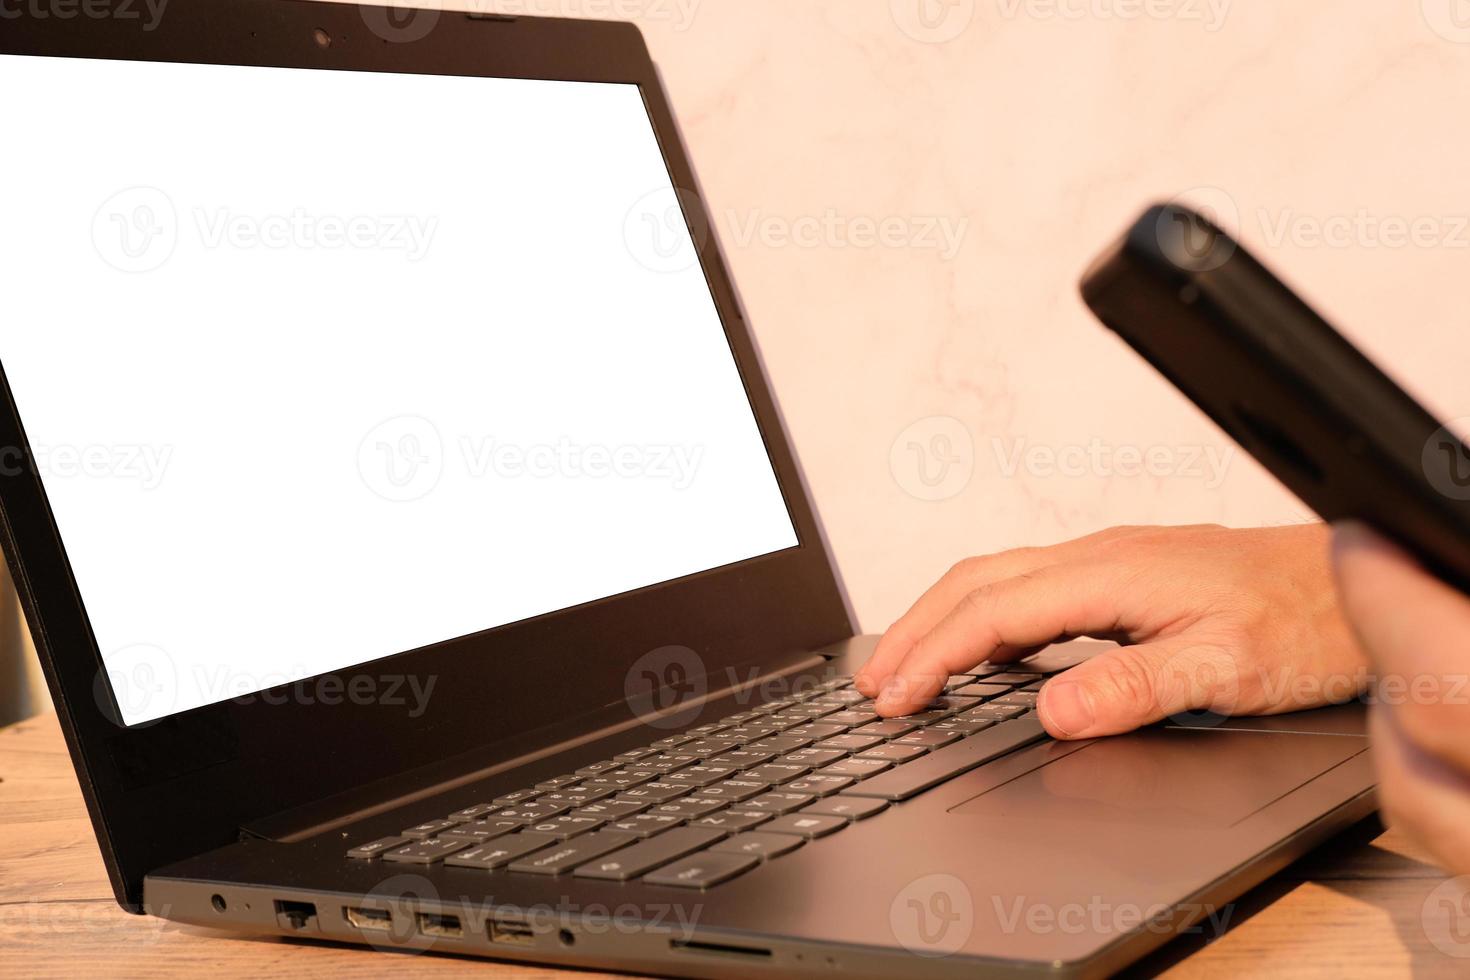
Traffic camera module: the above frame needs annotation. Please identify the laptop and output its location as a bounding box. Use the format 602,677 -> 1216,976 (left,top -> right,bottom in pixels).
0,2 -> 1376,976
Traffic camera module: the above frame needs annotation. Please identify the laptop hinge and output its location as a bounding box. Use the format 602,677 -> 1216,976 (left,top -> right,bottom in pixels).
241,649 -> 835,844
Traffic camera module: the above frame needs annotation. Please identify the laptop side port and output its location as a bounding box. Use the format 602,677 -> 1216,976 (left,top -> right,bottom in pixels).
488,915 -> 536,946
273,900 -> 318,931
671,938 -> 774,960
343,906 -> 393,932
415,911 -> 463,938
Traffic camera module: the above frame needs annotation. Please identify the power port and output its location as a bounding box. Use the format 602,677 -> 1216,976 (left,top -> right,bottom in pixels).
274,900 -> 318,931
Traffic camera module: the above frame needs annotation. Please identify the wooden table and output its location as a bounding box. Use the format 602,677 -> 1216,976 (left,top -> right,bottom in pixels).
3,713 -> 1465,978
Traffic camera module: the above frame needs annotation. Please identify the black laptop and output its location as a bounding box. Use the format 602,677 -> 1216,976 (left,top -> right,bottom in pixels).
0,3 -> 1376,977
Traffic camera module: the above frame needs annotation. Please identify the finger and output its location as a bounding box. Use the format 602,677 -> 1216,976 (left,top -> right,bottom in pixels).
854,549 -> 1052,697
856,528 -> 1144,696
874,560 -> 1136,715
1370,704 -> 1470,875
1035,638 -> 1242,738
1333,522 -> 1470,772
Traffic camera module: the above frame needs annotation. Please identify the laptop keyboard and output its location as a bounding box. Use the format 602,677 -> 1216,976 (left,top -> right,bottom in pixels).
346,665 -> 1056,889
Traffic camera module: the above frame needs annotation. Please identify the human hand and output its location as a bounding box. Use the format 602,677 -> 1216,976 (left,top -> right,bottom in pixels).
1333,522 -> 1470,874
855,524 -> 1367,739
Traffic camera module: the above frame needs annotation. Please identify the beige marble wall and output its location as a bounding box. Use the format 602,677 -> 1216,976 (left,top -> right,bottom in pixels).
512,0 -> 1470,631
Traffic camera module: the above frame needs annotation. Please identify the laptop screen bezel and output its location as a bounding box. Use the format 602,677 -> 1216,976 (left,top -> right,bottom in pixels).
0,1 -> 853,909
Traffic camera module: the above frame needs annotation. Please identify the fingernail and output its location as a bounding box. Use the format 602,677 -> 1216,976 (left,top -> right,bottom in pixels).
877,677 -> 905,706
853,673 -> 875,695
1042,682 -> 1094,738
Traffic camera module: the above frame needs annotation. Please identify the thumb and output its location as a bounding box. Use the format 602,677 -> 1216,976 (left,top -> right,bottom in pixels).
1038,640 -> 1241,739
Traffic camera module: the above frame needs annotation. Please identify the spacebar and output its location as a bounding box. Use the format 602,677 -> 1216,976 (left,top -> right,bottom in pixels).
844,716 -> 1048,801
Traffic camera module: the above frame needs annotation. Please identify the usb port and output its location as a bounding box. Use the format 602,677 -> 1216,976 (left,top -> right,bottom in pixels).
343,906 -> 393,932
416,911 -> 463,938
488,916 -> 535,946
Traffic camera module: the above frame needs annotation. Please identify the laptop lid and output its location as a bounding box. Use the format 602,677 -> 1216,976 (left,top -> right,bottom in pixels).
0,1 -> 852,909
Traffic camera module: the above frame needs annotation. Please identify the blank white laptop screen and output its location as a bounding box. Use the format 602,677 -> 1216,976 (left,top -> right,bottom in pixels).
0,56 -> 799,726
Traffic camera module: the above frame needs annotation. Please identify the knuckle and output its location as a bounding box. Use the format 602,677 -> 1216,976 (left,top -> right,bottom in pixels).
1093,654 -> 1162,718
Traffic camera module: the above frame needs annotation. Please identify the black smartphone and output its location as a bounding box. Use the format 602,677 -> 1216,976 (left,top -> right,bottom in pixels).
1081,203 -> 1470,593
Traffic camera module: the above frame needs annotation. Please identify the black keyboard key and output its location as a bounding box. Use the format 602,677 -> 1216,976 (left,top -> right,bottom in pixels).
747,735 -> 815,754
681,739 -> 743,757
742,792 -> 815,814
930,718 -> 993,736
994,691 -> 1039,707
539,786 -> 617,808
402,819 -> 461,840
492,801 -> 572,822
573,827 -> 727,881
711,831 -> 804,860
845,715 -> 1048,801
643,851 -> 759,888
507,831 -> 636,875
493,789 -> 541,806
534,775 -> 582,791
690,809 -> 771,832
853,720 -> 920,739
953,683 -> 1012,700
962,704 -> 1028,722
759,814 -> 847,838
781,722 -> 849,741
709,749 -> 777,770
583,771 -> 656,791
782,773 -> 856,797
801,796 -> 889,820
574,799 -> 650,819
822,710 -> 877,727
896,729 -> 962,750
450,803 -> 502,820
817,734 -> 884,754
697,779 -> 770,803
382,837 -> 474,864
783,748 -> 847,769
346,836 -> 409,860
444,833 -> 559,870
615,783 -> 689,804
523,814 -> 607,839
442,819 -> 523,842
649,797 -> 725,819
857,744 -> 928,764
985,672 -> 1042,685
743,763 -> 810,785
605,813 -> 685,838
615,747 -> 660,762
820,757 -> 893,779
664,765 -> 739,787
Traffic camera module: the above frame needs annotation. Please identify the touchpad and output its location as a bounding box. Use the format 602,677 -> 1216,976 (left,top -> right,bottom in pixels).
949,728 -> 1366,828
